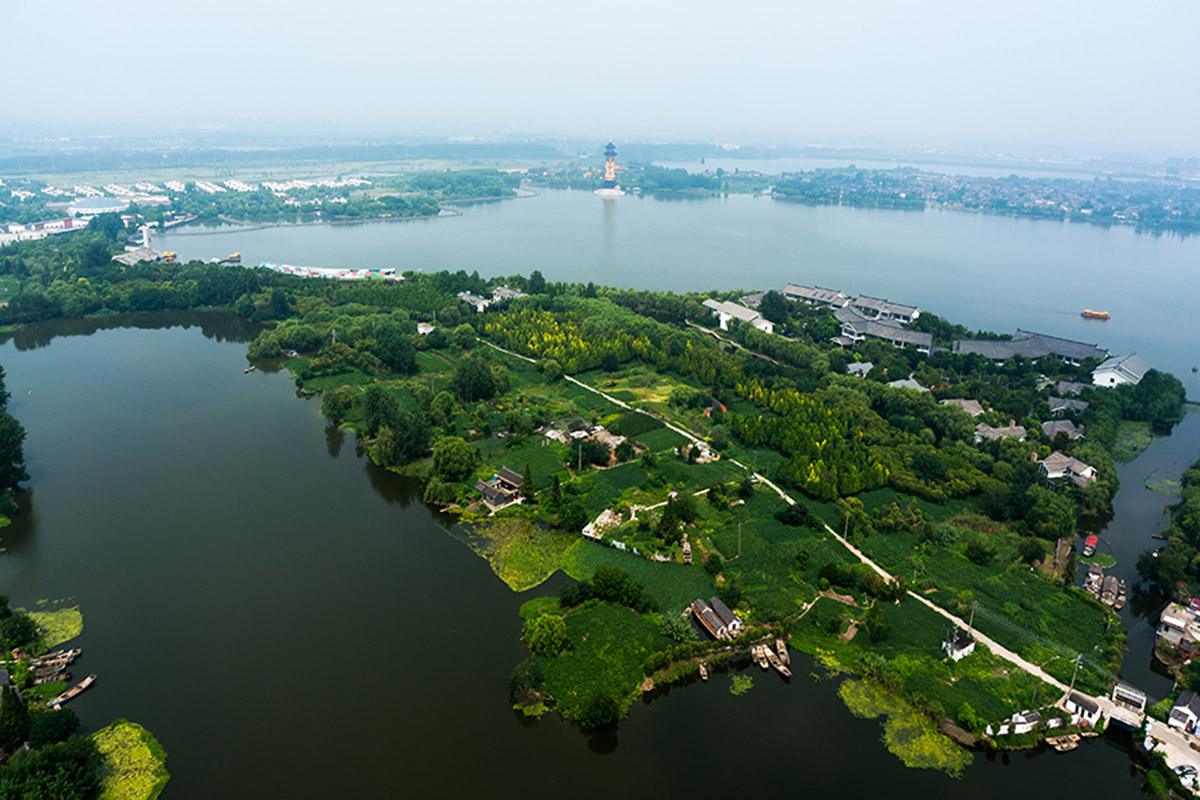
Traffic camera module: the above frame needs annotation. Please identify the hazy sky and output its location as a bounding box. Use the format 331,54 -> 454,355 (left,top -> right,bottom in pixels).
4,0 -> 1198,153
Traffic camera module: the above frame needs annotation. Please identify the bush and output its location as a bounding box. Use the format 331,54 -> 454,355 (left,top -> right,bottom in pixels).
579,691 -> 620,730
526,614 -> 567,657
26,710 -> 79,748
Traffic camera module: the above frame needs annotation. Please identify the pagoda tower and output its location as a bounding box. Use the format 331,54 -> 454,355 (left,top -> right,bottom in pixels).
594,141 -> 625,198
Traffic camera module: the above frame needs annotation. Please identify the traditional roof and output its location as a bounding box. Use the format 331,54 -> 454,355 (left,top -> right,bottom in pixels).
852,295 -> 919,319
704,298 -> 765,324
1040,452 -> 1096,486
846,361 -> 874,377
887,377 -> 929,392
835,307 -> 932,349
709,596 -> 739,628
975,422 -> 1027,442
945,629 -> 974,652
1042,419 -> 1084,440
1054,381 -> 1086,396
1094,354 -> 1152,384
940,398 -> 984,417
1173,690 -> 1200,719
739,292 -> 765,309
496,466 -> 525,488
1069,692 -> 1100,714
952,330 -> 1107,363
491,285 -> 528,301
1048,396 -> 1089,415
475,480 -> 515,506
782,284 -> 851,307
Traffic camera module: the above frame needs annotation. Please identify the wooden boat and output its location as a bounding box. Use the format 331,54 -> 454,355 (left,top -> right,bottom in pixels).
32,671 -> 68,686
1114,580 -> 1127,610
1081,534 -> 1098,557
1084,564 -> 1104,596
775,638 -> 790,665
766,650 -> 793,678
50,674 -> 96,709
1081,309 -> 1111,320
754,644 -> 769,670
243,365 -> 256,374
1101,575 -> 1119,606
30,648 -> 82,669
698,662 -> 709,681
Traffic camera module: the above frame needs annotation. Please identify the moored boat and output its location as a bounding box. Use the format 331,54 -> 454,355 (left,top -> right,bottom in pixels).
1081,308 -> 1111,320
50,674 -> 96,708
1081,534 -> 1098,557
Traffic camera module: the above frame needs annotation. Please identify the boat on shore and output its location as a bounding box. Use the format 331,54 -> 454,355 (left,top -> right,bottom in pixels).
50,674 -> 96,709
1081,308 -> 1111,320
698,662 -> 709,681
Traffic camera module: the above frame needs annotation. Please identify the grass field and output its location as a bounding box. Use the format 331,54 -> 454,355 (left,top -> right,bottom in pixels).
1112,420 -> 1155,462
93,720 -> 170,800
529,601 -> 669,720
561,540 -> 716,614
633,427 -> 687,451
476,435 -> 569,489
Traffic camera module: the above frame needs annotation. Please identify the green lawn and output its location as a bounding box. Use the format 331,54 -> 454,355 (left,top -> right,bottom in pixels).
529,601 -> 669,720
477,435 -> 569,490
633,427 -> 686,451
561,540 -> 716,614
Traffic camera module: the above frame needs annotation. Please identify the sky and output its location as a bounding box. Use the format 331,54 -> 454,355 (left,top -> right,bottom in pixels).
3,0 -> 1198,154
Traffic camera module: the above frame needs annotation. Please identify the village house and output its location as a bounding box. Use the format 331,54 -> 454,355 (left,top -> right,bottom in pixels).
1039,452 -> 1097,487
1066,692 -> 1103,727
475,466 -> 525,510
702,298 -> 775,334
1047,396 -> 1089,416
416,322 -> 436,335
942,629 -> 976,661
582,508 -> 623,540
850,295 -> 920,325
974,422 -> 1027,443
940,398 -> 985,417
833,307 -> 932,353
457,291 -> 491,313
1170,691 -> 1200,734
781,283 -> 851,309
952,329 -> 1107,366
1042,419 -> 1084,441
887,377 -> 929,393
1054,380 -> 1086,396
1092,354 -> 1151,388
846,361 -> 874,377
491,285 -> 528,303
1112,683 -> 1148,714
739,292 -> 765,309
1010,710 -> 1042,735
690,596 -> 743,640
1157,603 -> 1200,656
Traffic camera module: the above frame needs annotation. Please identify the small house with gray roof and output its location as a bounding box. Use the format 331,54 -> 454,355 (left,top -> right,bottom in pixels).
1093,354 -> 1152,387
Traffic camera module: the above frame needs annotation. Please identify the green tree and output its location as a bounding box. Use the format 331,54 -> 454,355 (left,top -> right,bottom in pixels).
373,321 -> 417,374
758,290 -> 790,325
320,385 -> 356,422
0,412 -> 27,494
579,690 -> 619,730
522,463 -> 535,499
431,437 -> 478,482
0,684 -> 30,753
430,391 -> 457,426
451,356 -> 498,402
1018,537 -> 1045,565
525,614 -> 566,657
26,710 -> 79,748
528,270 -> 546,294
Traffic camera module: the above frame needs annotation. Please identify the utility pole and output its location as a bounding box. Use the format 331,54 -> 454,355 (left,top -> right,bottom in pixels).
1069,653 -> 1082,694
738,522 -> 743,560
968,602 -> 976,633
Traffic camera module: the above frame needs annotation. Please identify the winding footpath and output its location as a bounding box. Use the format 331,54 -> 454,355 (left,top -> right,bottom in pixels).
481,336 -> 1199,782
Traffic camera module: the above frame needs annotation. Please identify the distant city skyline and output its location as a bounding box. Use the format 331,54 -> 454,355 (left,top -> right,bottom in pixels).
2,0 -> 1198,155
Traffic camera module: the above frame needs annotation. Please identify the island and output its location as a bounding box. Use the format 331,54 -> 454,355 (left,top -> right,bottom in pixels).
0,212 -> 1195,789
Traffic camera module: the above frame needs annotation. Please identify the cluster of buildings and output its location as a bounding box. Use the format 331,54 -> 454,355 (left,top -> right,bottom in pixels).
259,262 -> 401,281
777,283 -> 932,353
457,285 -> 528,313
542,421 -> 628,462
0,216 -> 87,246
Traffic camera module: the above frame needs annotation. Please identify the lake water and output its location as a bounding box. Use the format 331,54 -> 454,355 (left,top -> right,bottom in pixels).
157,188 -> 1200,399
0,314 -> 1160,798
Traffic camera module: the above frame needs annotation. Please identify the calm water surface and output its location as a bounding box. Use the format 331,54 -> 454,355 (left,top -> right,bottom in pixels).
0,314 -> 1161,798
157,189 -> 1200,398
